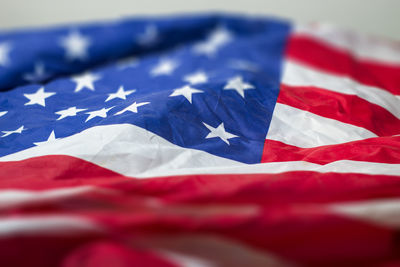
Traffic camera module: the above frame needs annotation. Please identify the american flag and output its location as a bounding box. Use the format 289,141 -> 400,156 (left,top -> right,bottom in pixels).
0,14 -> 399,266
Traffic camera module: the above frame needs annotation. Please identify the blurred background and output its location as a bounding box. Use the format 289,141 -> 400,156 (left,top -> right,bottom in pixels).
1,0 -> 399,40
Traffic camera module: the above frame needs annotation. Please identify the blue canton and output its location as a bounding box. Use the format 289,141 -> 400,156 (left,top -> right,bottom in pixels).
0,14 -> 291,164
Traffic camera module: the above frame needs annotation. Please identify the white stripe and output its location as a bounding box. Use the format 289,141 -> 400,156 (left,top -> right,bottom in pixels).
0,124 -> 398,178
0,216 -> 102,237
266,103 -> 376,148
0,186 -> 113,208
149,235 -> 292,267
330,198 -> 400,228
283,60 -> 400,118
0,123 -> 241,177
159,251 -> 215,267
294,23 -> 400,66
133,160 -> 400,177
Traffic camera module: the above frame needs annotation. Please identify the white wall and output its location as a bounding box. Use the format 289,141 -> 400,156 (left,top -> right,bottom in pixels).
1,0 -> 399,40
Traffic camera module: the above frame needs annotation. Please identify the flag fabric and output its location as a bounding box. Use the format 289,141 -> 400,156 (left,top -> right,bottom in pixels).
0,14 -> 399,266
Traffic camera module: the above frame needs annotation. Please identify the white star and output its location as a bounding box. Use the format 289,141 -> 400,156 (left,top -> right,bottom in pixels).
23,62 -> 50,82
0,42 -> 11,67
0,111 -> 7,118
34,131 -> 58,146
105,86 -> 135,102
183,71 -> 208,85
169,85 -> 203,103
60,30 -> 91,61
115,102 -> 149,115
223,76 -> 255,98
72,72 -> 101,92
1,125 -> 25,138
55,106 -> 87,120
85,107 -> 114,122
203,122 -> 238,145
150,59 -> 178,76
137,25 -> 159,46
24,87 -> 56,107
193,27 -> 232,56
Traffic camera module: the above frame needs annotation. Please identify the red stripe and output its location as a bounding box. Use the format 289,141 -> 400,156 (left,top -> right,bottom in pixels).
287,36 -> 400,95
278,84 -> 400,136
129,172 -> 400,205
1,155 -> 400,204
262,137 -> 400,165
0,155 -> 129,190
0,236 -> 178,267
62,241 -> 178,267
